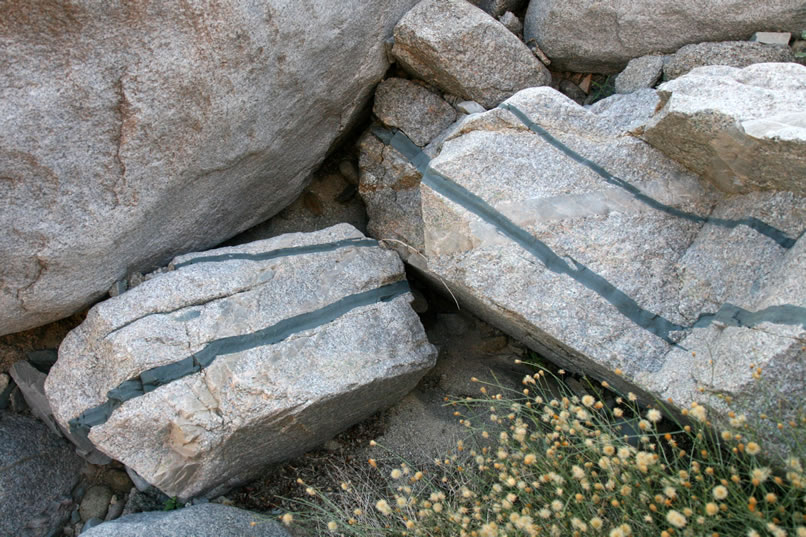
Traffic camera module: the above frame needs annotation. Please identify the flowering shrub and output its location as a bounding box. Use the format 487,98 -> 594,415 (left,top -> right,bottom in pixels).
283,365 -> 806,537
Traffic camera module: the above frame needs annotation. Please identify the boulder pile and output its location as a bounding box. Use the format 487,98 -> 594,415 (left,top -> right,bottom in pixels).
45,225 -> 436,499
2,0 -> 805,534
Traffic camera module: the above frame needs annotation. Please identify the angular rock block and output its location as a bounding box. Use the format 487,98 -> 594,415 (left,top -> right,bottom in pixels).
360,87 -> 806,434
662,41 -> 795,80
524,0 -> 806,72
0,0 -> 419,336
45,225 -> 436,499
615,55 -> 666,94
1,412 -> 84,537
392,0 -> 550,109
373,78 -> 457,147
643,63 -> 806,194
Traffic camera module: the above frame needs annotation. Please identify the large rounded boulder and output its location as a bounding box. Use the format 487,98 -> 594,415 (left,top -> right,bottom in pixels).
0,0 -> 418,336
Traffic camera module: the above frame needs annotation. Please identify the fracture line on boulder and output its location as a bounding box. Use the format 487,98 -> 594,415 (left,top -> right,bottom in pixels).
68,280 -> 411,440
172,237 -> 379,269
499,102 -> 799,249
371,126 -> 806,344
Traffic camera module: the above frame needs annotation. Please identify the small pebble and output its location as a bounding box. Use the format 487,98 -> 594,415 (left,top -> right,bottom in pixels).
302,191 -> 324,216
105,494 -> 125,521
498,11 -> 522,36
125,466 -> 152,492
410,288 -> 429,314
338,160 -> 359,185
751,31 -> 791,46
103,469 -> 133,494
80,485 -> 113,521
108,279 -> 127,297
456,101 -> 486,115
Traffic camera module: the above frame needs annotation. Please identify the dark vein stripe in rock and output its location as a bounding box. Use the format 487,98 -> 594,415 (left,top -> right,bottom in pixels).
372,126 -> 806,343
69,280 -> 411,440
499,103 -> 798,249
172,237 -> 379,269
373,126 -> 685,343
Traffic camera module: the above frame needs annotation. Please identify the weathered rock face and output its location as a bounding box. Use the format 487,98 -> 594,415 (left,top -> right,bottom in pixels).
373,78 -> 457,147
45,224 -> 437,500
663,41 -> 795,80
358,131 -> 429,253
615,55 -> 666,94
392,0 -> 550,109
81,504 -> 290,537
523,0 -> 806,73
0,0 -> 420,336
0,412 -> 85,537
360,86 -> 806,432
642,63 -> 806,195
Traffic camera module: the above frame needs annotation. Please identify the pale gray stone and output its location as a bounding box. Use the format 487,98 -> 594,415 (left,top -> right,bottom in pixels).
524,0 -> 806,72
456,101 -> 487,115
615,55 -> 666,94
100,472 -> 128,497
80,486 -> 113,522
663,41 -> 795,80
392,0 -> 551,109
584,89 -> 663,133
362,86 -> 806,438
498,12 -> 523,36
45,224 -> 436,500
81,504 -> 290,537
752,32 -> 792,45
0,412 -> 84,537
643,63 -> 806,194
373,78 -> 457,147
0,0 -> 420,336
339,160 -> 360,185
125,467 -> 153,493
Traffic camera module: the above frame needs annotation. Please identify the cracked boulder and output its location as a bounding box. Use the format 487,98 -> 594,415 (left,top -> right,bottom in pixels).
360,87 -> 806,436
524,0 -> 806,73
44,224 -> 436,500
0,0 -> 420,336
392,0 -> 550,109
642,63 -> 806,195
